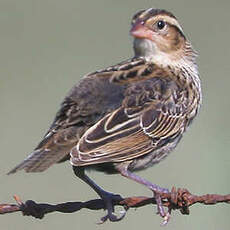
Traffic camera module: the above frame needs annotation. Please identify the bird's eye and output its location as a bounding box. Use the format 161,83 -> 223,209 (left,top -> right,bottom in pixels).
157,20 -> 166,30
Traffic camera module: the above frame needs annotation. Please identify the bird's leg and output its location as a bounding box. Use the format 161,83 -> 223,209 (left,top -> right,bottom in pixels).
72,166 -> 126,223
116,163 -> 169,221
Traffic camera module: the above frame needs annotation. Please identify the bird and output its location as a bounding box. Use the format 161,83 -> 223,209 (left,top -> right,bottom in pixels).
8,8 -> 202,223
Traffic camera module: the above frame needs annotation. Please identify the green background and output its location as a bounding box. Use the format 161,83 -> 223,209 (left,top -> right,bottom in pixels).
1,0 -> 229,229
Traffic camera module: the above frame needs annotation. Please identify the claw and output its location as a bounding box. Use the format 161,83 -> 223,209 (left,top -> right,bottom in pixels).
154,192 -> 165,217
161,212 -> 171,226
97,214 -> 109,224
96,192 -> 126,224
97,208 -> 127,224
153,189 -> 172,225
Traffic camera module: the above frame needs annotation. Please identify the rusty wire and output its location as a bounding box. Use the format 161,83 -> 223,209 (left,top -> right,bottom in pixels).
0,187 -> 229,222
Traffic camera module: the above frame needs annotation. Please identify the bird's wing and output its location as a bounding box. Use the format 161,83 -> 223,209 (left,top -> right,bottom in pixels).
71,68 -> 188,166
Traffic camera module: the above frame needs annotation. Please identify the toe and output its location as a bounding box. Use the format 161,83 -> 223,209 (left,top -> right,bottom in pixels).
154,192 -> 165,217
97,193 -> 126,223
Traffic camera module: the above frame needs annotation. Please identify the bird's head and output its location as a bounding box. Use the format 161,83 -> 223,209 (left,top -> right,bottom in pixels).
130,8 -> 197,69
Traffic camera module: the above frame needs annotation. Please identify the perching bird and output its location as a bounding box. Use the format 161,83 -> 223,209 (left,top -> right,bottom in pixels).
8,8 -> 202,223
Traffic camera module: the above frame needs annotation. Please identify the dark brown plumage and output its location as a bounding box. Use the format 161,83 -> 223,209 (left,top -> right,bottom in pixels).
8,8 -> 201,223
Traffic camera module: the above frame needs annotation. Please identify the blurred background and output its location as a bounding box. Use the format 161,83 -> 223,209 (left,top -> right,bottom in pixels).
0,0 -> 229,229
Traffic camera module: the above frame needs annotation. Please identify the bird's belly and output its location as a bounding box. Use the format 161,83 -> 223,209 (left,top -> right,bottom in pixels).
128,134 -> 182,172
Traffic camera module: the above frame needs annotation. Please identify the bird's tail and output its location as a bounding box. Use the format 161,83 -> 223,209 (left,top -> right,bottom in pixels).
7,127 -> 81,175
7,148 -> 68,174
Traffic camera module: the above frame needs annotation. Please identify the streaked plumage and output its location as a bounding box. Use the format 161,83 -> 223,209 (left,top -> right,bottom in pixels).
8,8 -> 201,223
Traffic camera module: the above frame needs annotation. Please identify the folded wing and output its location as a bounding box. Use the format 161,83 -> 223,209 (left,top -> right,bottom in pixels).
71,78 -> 187,166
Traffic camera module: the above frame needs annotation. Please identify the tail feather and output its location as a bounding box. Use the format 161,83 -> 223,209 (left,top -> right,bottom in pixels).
8,127 -> 82,175
7,148 -> 69,174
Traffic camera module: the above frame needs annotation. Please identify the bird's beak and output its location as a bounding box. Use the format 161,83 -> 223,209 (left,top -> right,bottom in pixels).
130,21 -> 153,41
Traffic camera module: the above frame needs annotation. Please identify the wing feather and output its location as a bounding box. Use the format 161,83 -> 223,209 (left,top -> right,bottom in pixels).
71,104 -> 185,167
70,76 -> 187,166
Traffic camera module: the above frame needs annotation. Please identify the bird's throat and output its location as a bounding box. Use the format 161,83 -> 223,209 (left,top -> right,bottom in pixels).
133,38 -> 198,77
133,38 -> 157,58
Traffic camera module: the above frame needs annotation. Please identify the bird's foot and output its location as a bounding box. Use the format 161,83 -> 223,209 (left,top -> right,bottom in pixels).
97,192 -> 127,224
151,187 -> 171,225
